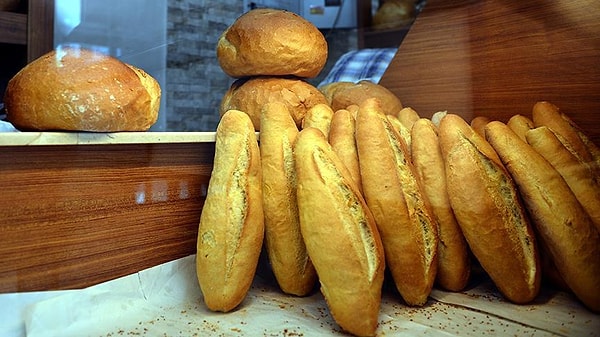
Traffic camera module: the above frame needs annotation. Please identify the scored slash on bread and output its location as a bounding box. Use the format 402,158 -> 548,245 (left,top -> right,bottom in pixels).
438,114 -> 541,304
294,127 -> 385,337
485,121 -> 600,312
355,98 -> 439,307
196,110 -> 264,313
411,117 -> 471,292
260,102 -> 317,296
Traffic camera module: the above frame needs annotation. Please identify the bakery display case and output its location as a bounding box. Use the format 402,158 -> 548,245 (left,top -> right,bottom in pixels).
1,1 -> 599,336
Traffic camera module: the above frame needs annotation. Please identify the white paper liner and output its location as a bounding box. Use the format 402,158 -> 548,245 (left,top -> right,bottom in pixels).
3,255 -> 597,337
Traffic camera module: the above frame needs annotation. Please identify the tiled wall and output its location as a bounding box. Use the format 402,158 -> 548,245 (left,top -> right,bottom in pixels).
166,0 -> 357,131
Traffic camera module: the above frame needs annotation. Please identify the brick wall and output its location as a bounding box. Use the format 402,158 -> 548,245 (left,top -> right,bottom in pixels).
166,1 -> 357,131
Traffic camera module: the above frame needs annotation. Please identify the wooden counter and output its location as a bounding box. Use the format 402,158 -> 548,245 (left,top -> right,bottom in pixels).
0,132 -> 215,292
380,0 -> 600,143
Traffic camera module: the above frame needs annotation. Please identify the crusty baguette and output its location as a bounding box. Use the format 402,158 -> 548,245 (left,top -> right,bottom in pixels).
526,126 -> 600,232
196,110 -> 264,312
559,112 -> 600,165
532,101 -> 593,164
411,118 -> 470,292
329,108 -> 362,192
507,114 -> 534,142
294,127 -> 385,337
260,102 -> 317,296
397,106 -> 420,129
484,121 -> 600,312
470,116 -> 491,137
438,114 -> 541,304
557,112 -> 600,178
356,98 -> 438,306
386,114 -> 412,155
301,103 -> 334,137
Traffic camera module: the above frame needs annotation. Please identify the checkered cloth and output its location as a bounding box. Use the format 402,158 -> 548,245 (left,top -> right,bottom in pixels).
318,48 -> 398,87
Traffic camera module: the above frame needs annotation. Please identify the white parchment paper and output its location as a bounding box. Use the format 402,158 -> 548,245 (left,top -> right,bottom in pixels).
3,255 -> 598,337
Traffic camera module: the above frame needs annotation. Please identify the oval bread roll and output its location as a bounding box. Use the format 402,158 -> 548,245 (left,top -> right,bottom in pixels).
439,114 -> 541,304
260,102 -> 317,296
411,118 -> 470,292
320,80 -> 403,116
196,110 -> 264,312
216,8 -> 327,78
4,47 -> 160,132
485,121 -> 600,312
295,127 -> 385,337
356,98 -> 438,306
220,76 -> 328,130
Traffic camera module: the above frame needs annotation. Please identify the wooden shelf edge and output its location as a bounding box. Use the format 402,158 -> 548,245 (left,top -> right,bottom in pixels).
0,10 -> 27,45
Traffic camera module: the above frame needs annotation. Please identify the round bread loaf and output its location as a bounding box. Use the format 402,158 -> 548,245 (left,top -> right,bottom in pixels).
217,8 -> 328,79
319,80 -> 403,116
220,76 -> 329,130
4,47 -> 161,132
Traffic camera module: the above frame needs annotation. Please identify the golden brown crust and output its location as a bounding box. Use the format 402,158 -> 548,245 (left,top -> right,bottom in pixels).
216,9 -> 327,78
328,108 -> 362,192
439,115 -> 541,304
484,121 -> 600,312
301,103 -> 334,137
397,107 -> 420,129
507,114 -> 534,142
319,80 -> 403,116
526,126 -> 600,232
411,118 -> 471,292
470,116 -> 491,137
4,47 -> 160,132
532,101 -> 593,164
386,114 -> 412,155
259,102 -> 317,296
196,110 -> 264,312
294,127 -> 385,337
356,98 -> 438,306
220,76 -> 329,130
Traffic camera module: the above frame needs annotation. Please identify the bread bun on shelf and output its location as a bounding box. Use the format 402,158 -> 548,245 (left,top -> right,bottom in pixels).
320,80 -> 403,116
4,47 -> 161,132
217,8 -> 328,79
220,76 -> 328,130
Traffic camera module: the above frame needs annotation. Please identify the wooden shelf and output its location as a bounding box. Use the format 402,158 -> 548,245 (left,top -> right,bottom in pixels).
0,11 -> 27,45
0,0 -> 54,61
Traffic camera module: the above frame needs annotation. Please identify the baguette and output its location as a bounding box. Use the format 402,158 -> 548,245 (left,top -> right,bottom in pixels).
532,101 -> 593,164
411,118 -> 470,292
196,110 -> 264,312
260,102 -> 317,296
397,106 -> 420,129
329,108 -> 362,192
470,116 -> 491,137
438,114 -> 541,304
294,127 -> 385,337
356,98 -> 438,306
301,103 -> 334,137
507,114 -> 534,142
559,112 -> 600,166
526,126 -> 600,232
485,121 -> 600,312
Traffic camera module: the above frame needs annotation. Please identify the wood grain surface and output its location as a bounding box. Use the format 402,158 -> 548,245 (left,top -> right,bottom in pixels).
380,0 -> 600,143
0,142 -> 214,292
